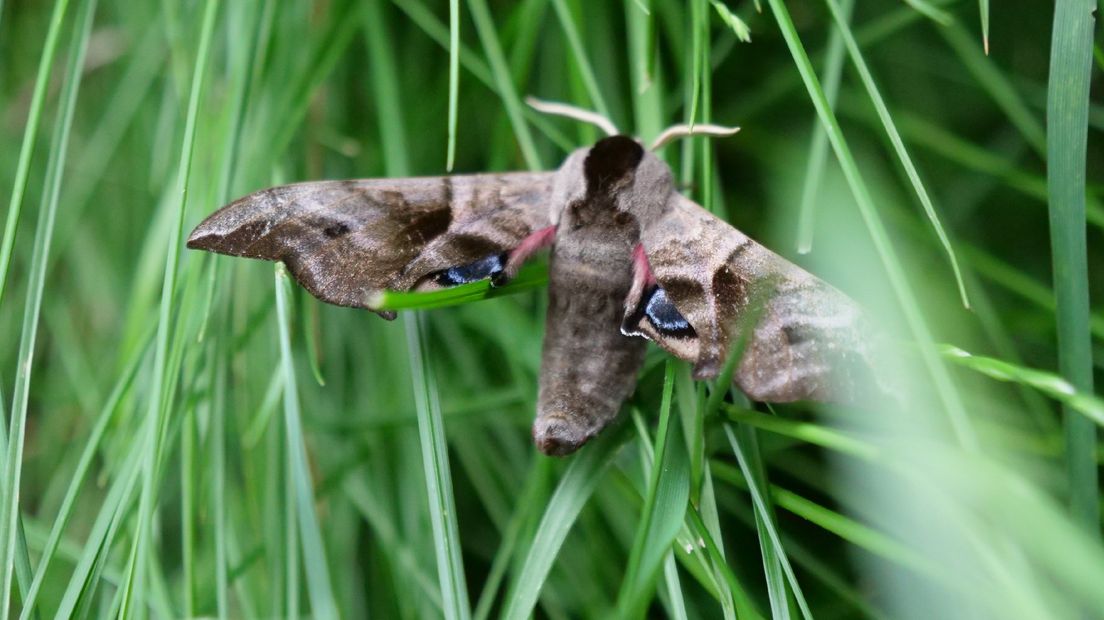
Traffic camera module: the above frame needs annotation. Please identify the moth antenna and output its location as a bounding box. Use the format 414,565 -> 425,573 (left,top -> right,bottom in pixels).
650,124 -> 741,151
525,96 -> 619,137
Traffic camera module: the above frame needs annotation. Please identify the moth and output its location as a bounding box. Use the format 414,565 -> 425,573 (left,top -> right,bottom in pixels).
188,101 -> 873,456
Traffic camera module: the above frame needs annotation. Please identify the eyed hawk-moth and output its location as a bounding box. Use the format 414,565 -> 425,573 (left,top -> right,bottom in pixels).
187,119 -> 874,456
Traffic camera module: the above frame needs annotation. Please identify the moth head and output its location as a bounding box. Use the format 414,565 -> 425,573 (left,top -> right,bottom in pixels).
527,97 -> 736,227
583,136 -> 676,224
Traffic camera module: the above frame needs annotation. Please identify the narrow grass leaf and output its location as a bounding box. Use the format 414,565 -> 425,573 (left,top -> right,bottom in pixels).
1,0 -> 91,614
210,330 -> 230,619
1046,0 -> 1098,534
551,0 -> 612,120
503,426 -> 627,620
980,0 -> 990,54
767,0 -> 977,449
466,0 -> 542,170
687,0 -> 705,129
343,476 -> 445,611
405,312 -> 471,620
283,425 -> 299,618
796,0 -> 851,254
52,433 -> 148,619
0,0 -> 71,308
824,0 -> 970,308
722,406 -> 880,461
116,0 -> 219,615
942,345 -> 1104,427
684,508 -> 761,619
883,109 -> 1104,231
393,0 -> 575,152
616,360 -> 690,618
660,554 -> 690,620
472,459 -> 552,620
369,261 -> 548,311
725,425 -> 811,620
393,0 -> 494,87
275,265 -> 340,618
709,462 -> 938,577
447,0 -> 460,170
181,396 -> 196,617
20,330 -> 153,619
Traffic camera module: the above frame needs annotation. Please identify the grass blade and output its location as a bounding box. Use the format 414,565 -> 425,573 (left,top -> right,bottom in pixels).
687,0 -> 704,129
684,507 -> 760,618
941,345 -> 1104,425
723,405 -> 880,459
51,430 -> 148,619
616,360 -> 690,618
369,262 -> 548,311
116,0 -> 219,615
0,0 -> 71,308
980,0 -> 989,54
503,425 -> 627,620
1046,0 -> 1098,535
466,0 -> 542,170
275,264 -> 339,618
795,0 -> 851,254
447,0 -> 459,170
1,0 -> 91,615
551,0 -> 612,121
20,330 -> 153,619
824,0 -> 970,309
404,312 -> 471,620
710,1 -> 751,42
709,461 -> 938,577
725,425 -> 812,620
766,0 -> 977,449
471,460 -> 551,620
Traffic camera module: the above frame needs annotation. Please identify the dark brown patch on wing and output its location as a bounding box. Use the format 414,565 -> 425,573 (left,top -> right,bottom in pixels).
401,206 -> 452,245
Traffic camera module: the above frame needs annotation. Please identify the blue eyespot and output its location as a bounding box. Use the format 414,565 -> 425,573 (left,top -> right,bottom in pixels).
644,287 -> 695,337
433,253 -> 506,286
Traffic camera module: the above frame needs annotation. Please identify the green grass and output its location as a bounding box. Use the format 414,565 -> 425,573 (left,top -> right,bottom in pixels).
0,1 -> 1102,618
1046,0 -> 1099,540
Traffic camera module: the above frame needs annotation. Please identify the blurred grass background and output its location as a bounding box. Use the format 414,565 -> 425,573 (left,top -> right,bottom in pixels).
0,0 -> 1102,617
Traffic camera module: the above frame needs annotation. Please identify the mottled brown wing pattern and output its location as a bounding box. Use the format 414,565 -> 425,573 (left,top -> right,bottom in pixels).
187,173 -> 553,312
634,193 -> 871,403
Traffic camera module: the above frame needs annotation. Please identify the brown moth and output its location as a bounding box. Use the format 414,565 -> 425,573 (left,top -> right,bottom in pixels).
187,103 -> 874,456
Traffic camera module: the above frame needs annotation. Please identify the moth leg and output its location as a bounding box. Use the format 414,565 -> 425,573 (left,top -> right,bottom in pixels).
493,225 -> 557,285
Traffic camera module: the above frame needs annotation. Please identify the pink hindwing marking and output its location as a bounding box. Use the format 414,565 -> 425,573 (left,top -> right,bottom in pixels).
632,243 -> 656,288
503,225 -> 558,280
621,243 -> 657,330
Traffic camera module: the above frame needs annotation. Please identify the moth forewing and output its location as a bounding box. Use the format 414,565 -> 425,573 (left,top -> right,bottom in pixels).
186,173 -> 555,312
